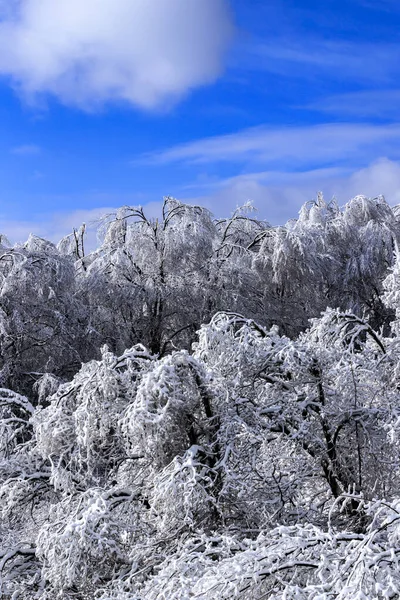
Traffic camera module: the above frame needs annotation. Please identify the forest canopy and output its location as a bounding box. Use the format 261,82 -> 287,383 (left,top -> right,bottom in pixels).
2,194 -> 400,598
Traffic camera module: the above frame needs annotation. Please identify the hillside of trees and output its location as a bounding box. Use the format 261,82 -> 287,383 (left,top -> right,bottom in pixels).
2,194 -> 400,598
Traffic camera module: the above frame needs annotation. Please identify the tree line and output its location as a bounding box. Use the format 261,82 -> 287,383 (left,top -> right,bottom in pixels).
0,194 -> 398,398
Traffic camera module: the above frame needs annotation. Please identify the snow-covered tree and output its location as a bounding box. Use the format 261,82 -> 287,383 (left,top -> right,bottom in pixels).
254,194 -> 399,335
78,198 -> 267,356
0,235 -> 94,396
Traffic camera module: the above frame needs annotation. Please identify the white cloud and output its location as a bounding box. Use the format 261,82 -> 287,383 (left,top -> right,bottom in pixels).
143,122 -> 400,168
337,158 -> 400,204
183,158 -> 400,223
0,0 -> 233,110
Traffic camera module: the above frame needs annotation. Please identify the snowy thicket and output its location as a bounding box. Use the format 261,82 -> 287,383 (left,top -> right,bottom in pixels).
1,195 -> 400,598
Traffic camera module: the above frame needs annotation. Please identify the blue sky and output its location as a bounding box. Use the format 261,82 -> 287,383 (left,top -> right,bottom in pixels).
1,0 -> 400,242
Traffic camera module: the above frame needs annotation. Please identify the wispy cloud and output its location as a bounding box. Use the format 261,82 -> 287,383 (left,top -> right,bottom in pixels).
307,89 -> 400,120
243,38 -> 400,85
11,144 -> 41,156
0,0 -> 233,110
185,166 -> 352,191
141,123 -> 400,170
